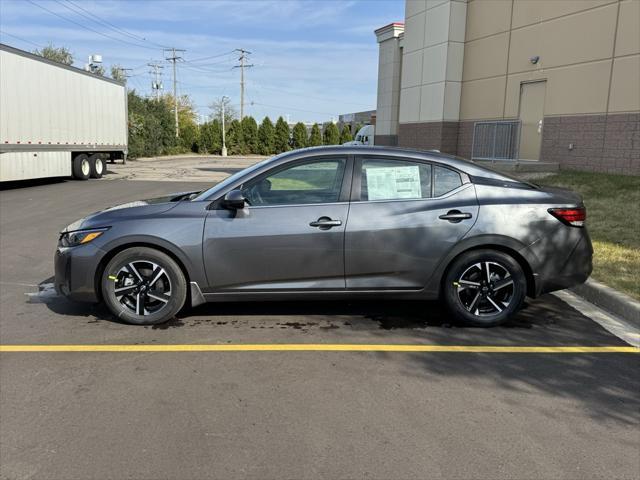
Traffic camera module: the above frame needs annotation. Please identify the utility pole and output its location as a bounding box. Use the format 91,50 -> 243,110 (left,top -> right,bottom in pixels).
221,96 -> 228,157
233,49 -> 253,120
164,47 -> 185,137
148,62 -> 164,101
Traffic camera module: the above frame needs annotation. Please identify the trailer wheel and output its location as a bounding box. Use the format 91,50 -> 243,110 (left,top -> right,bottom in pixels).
72,154 -> 91,180
89,154 -> 105,179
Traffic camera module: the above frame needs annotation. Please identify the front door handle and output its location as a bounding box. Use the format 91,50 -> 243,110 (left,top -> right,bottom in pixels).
439,210 -> 472,223
309,217 -> 342,229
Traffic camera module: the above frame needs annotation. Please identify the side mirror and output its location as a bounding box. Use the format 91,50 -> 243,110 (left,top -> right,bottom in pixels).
221,189 -> 247,210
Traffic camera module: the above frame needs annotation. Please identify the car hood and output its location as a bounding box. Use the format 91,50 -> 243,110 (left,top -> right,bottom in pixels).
61,191 -> 201,232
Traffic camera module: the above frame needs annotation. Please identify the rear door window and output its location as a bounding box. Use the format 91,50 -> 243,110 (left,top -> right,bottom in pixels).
433,166 -> 462,196
360,159 -> 432,201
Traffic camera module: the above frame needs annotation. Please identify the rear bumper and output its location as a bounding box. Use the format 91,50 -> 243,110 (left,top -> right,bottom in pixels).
54,244 -> 102,303
538,234 -> 593,295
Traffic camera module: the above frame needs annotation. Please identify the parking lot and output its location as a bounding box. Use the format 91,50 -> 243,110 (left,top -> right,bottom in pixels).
1,172 -> 638,480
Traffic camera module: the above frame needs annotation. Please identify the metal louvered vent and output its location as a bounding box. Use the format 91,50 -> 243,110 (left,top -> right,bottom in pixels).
471,121 -> 520,161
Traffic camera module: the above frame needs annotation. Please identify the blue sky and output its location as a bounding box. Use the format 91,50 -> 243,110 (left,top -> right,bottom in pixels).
0,0 -> 404,123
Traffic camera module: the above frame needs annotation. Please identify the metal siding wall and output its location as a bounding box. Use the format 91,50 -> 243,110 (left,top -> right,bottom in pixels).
0,151 -> 70,181
0,49 -> 126,147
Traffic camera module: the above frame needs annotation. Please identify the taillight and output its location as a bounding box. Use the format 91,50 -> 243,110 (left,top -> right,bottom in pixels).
548,207 -> 586,227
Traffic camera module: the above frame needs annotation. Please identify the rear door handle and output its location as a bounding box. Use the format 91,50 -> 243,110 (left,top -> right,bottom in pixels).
309,217 -> 342,229
439,210 -> 472,223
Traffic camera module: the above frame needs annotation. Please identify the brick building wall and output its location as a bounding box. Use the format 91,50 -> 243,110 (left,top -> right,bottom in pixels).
540,113 -> 640,175
397,122 -> 460,154
374,134 -> 398,146
391,115 -> 639,175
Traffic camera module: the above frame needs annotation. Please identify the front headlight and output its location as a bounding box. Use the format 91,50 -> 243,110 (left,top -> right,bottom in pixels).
59,228 -> 109,247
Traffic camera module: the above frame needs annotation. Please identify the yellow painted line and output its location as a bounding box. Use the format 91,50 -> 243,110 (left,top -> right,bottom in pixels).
0,344 -> 637,353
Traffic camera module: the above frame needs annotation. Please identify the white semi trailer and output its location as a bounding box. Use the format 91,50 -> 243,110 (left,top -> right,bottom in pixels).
0,43 -> 127,182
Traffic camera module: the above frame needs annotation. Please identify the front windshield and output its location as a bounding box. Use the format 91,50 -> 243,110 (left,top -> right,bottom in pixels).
192,155 -> 277,201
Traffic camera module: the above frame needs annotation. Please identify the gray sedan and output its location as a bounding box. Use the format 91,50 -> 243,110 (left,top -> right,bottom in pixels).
55,146 -> 592,326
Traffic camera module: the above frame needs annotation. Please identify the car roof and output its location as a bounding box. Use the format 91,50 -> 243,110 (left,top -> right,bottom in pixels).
276,146 -> 519,182
195,145 -> 531,201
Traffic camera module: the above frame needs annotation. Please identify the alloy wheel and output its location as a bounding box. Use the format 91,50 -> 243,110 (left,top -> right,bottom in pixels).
113,260 -> 172,316
456,261 -> 514,317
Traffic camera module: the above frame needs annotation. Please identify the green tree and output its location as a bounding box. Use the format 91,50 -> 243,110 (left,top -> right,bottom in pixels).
226,119 -> 246,155
308,123 -> 322,146
161,94 -> 199,153
291,122 -> 308,149
110,64 -> 127,82
274,116 -> 291,153
209,96 -> 237,127
200,119 -> 222,154
339,124 -> 353,144
241,116 -> 259,154
323,122 -> 340,145
258,117 -> 275,155
179,121 -> 200,153
353,122 -> 363,136
127,90 -> 177,158
33,43 -> 73,65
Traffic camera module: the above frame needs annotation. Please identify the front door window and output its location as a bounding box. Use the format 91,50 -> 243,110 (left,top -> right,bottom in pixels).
242,159 -> 346,206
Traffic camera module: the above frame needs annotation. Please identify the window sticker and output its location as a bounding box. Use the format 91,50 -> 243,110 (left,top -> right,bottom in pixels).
365,165 -> 422,200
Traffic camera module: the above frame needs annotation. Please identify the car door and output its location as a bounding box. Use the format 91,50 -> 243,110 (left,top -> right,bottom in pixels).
345,156 -> 478,290
202,155 -> 352,292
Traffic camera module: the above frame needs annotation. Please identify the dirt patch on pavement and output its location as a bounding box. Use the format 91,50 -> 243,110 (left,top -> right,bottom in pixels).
105,154 -> 268,182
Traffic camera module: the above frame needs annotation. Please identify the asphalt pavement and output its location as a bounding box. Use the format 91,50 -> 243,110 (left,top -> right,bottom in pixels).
0,177 -> 638,480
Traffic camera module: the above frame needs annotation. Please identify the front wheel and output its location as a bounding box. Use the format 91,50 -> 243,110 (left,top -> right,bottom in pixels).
443,249 -> 527,327
101,247 -> 187,325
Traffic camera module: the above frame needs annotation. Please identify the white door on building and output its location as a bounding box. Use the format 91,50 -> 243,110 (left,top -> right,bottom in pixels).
518,81 -> 547,161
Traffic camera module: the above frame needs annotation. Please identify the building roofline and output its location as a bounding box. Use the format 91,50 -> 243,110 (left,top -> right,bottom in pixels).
374,22 -> 405,42
374,22 -> 404,35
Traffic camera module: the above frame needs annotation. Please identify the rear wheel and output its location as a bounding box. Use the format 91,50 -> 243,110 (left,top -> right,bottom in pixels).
101,247 -> 187,325
72,154 -> 90,180
443,249 -> 526,327
89,154 -> 105,178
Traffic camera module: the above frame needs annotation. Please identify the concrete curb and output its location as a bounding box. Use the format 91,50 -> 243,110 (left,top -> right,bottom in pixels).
571,278 -> 640,327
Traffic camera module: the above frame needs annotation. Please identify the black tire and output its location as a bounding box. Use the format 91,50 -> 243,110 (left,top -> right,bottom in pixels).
443,249 -> 526,327
89,154 -> 105,178
72,154 -> 91,180
101,247 -> 187,325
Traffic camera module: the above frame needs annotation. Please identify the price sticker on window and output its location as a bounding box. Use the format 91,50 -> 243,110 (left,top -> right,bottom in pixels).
365,165 -> 422,200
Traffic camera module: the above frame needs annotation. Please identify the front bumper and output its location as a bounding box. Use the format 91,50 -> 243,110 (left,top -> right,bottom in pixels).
54,244 -> 103,303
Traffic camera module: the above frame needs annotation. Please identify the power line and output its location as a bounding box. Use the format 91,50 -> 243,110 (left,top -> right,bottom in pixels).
177,80 -> 236,90
233,49 -> 253,120
182,57 -> 235,68
27,0 -> 161,51
184,50 -> 235,64
180,63 -> 234,75
0,30 -> 42,49
64,0 -> 170,49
